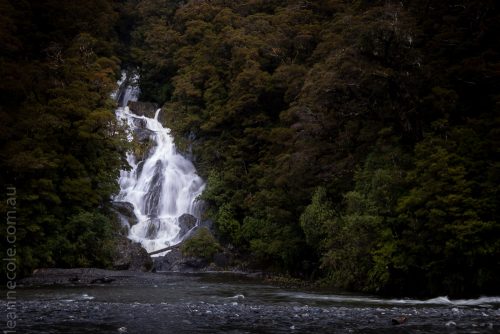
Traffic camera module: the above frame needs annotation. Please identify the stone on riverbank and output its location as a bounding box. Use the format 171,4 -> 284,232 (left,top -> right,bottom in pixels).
113,236 -> 153,271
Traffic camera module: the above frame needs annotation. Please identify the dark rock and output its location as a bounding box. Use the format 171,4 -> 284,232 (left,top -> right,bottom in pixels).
128,101 -> 159,119
130,117 -> 153,144
157,108 -> 167,125
91,277 -> 115,284
143,161 -> 163,216
132,117 -> 147,129
153,247 -> 209,273
182,257 -> 208,269
112,201 -> 135,216
134,126 -> 154,143
391,316 -> 408,325
136,160 -> 146,176
19,268 -> 136,285
131,126 -> 155,162
145,219 -> 161,239
153,248 -> 182,272
68,276 -> 80,283
112,201 -> 137,227
180,225 -> 201,242
18,268 -> 177,287
151,224 -> 234,273
178,214 -> 197,239
113,236 -> 153,272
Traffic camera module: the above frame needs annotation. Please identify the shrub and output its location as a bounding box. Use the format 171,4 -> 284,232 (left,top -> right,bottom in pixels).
180,227 -> 222,260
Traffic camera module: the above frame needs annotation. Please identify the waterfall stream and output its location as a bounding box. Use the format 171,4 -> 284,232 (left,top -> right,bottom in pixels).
113,74 -> 205,255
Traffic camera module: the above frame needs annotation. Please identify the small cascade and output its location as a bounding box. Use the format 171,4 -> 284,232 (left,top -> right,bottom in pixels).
113,73 -> 205,255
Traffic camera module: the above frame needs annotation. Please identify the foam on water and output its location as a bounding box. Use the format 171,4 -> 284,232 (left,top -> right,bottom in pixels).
280,292 -> 500,306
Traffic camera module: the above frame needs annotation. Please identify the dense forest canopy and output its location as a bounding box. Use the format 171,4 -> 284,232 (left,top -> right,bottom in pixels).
0,0 -> 130,277
130,0 -> 500,297
1,0 -> 499,298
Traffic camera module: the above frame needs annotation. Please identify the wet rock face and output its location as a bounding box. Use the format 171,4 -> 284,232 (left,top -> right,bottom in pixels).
127,101 -> 159,118
143,161 -> 163,216
127,101 -> 168,125
113,236 -> 153,271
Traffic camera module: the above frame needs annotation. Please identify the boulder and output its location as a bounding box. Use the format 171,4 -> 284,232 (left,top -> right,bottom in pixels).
112,201 -> 137,227
152,227 -> 229,272
152,248 -> 182,272
178,213 -> 197,239
112,201 -> 135,219
90,277 -> 115,284
152,248 -> 208,272
127,101 -> 159,119
113,236 -> 153,272
391,316 -> 408,325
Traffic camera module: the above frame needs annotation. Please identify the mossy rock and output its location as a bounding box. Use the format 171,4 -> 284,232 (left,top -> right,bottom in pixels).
132,136 -> 153,161
180,227 -> 222,261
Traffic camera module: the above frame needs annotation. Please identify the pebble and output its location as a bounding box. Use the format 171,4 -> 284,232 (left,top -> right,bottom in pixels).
3,295 -> 500,333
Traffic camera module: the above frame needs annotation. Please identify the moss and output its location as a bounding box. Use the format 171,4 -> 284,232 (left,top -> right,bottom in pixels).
180,227 -> 222,261
132,137 -> 153,161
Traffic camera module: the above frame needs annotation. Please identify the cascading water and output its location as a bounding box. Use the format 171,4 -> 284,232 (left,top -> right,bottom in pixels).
113,73 -> 205,255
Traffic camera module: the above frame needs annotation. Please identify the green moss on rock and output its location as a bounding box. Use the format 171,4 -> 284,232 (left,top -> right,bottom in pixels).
180,227 -> 222,261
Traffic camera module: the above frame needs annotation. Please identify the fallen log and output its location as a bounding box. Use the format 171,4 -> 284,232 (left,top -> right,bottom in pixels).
148,243 -> 182,256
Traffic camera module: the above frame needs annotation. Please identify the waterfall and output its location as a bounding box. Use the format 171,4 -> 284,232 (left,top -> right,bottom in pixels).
113,73 -> 205,255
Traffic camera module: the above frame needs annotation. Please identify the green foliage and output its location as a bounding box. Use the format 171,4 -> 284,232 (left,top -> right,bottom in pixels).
0,0 -> 128,278
394,127 -> 500,296
59,211 -> 117,268
69,0 -> 500,296
299,187 -> 334,253
214,203 -> 242,245
180,227 -> 222,260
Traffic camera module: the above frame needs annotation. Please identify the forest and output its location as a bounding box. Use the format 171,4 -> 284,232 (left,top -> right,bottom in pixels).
0,0 -> 499,298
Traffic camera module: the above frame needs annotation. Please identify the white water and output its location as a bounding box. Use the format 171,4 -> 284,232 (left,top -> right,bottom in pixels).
279,292 -> 500,307
113,74 -> 205,255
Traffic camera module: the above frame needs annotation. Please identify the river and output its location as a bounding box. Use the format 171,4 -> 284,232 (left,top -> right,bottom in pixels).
3,271 -> 499,333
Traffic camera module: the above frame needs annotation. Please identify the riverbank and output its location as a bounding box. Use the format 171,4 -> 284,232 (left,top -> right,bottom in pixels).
17,268 -> 262,287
